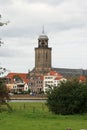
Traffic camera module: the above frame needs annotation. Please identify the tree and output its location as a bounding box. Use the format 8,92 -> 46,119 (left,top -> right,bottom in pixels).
0,14 -> 9,26
0,78 -> 12,111
46,79 -> 87,115
0,79 -> 9,102
0,15 -> 9,76
0,15 -> 11,111
0,67 -> 6,76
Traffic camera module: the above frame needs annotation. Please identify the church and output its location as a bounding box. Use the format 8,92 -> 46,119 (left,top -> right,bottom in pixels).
32,30 -> 87,78
6,30 -> 87,94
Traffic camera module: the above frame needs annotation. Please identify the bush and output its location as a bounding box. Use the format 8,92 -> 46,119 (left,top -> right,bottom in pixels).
46,79 -> 87,115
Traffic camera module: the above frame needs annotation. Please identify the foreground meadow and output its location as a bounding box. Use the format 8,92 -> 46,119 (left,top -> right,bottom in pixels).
0,102 -> 87,130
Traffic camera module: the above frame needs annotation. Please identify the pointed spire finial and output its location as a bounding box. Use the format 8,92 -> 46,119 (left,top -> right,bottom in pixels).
42,25 -> 45,34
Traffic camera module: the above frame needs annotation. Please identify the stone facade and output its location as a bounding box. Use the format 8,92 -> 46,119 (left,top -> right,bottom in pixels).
28,75 -> 43,93
35,32 -> 52,74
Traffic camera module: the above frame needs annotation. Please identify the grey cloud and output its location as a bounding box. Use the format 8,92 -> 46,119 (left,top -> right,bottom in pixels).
0,26 -> 37,38
48,21 -> 86,33
23,0 -> 64,6
0,0 -> 64,6
0,0 -> 12,5
0,47 -> 24,57
1,21 -> 85,39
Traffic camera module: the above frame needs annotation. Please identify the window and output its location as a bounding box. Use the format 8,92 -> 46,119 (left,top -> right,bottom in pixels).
13,85 -> 17,89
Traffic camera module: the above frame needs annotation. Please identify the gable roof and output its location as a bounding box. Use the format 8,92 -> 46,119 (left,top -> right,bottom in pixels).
6,73 -> 29,83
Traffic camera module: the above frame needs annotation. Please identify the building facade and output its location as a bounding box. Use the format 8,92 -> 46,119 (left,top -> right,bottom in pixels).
6,73 -> 29,93
43,71 -> 67,92
28,75 -> 44,93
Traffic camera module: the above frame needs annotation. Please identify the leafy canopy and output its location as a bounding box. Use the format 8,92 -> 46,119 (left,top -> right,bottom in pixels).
47,79 -> 87,115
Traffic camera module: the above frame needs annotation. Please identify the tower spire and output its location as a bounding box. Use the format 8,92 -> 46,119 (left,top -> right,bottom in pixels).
42,25 -> 44,34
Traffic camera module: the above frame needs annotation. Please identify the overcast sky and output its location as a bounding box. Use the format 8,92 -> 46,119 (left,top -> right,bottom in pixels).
0,0 -> 87,74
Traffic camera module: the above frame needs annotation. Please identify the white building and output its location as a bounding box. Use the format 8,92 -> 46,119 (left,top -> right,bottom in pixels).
43,70 -> 67,92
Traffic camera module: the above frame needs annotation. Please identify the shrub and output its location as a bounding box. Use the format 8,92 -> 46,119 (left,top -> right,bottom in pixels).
46,79 -> 87,115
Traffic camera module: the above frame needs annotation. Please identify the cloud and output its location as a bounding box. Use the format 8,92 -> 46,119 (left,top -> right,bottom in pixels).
12,0 -> 64,6
0,0 -> 12,5
1,0 -> 86,37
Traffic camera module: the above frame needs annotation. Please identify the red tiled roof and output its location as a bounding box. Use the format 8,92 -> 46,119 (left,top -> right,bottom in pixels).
55,77 -> 63,80
6,73 -> 29,83
79,76 -> 87,82
46,70 -> 63,77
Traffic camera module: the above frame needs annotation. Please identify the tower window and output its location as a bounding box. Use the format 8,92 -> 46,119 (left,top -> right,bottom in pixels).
42,42 -> 45,47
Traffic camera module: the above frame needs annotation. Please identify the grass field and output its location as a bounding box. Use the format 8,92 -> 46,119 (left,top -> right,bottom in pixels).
0,102 -> 87,130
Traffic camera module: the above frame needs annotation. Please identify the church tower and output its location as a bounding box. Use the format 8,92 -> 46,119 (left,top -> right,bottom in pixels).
35,30 -> 52,73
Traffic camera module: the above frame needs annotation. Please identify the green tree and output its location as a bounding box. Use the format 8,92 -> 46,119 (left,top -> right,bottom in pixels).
0,15 -> 11,110
47,79 -> 87,115
0,79 -> 12,111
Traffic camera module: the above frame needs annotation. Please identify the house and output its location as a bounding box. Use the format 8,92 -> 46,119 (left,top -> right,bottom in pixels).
54,77 -> 67,87
43,70 -> 67,92
6,73 -> 29,93
29,75 -> 44,93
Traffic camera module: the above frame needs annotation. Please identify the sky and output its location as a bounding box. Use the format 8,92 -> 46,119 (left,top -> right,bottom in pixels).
0,0 -> 87,75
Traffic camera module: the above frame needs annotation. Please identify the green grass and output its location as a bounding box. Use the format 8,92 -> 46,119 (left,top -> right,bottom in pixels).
0,102 -> 87,130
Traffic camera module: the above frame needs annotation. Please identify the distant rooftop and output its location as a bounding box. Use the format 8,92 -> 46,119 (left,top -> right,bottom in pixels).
53,68 -> 87,78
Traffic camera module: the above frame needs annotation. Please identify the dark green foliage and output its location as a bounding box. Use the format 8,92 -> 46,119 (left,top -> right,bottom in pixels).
0,79 -> 9,102
0,79 -> 12,111
47,79 -> 87,115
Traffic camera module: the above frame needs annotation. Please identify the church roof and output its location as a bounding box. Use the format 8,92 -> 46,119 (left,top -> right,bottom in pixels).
53,68 -> 87,78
